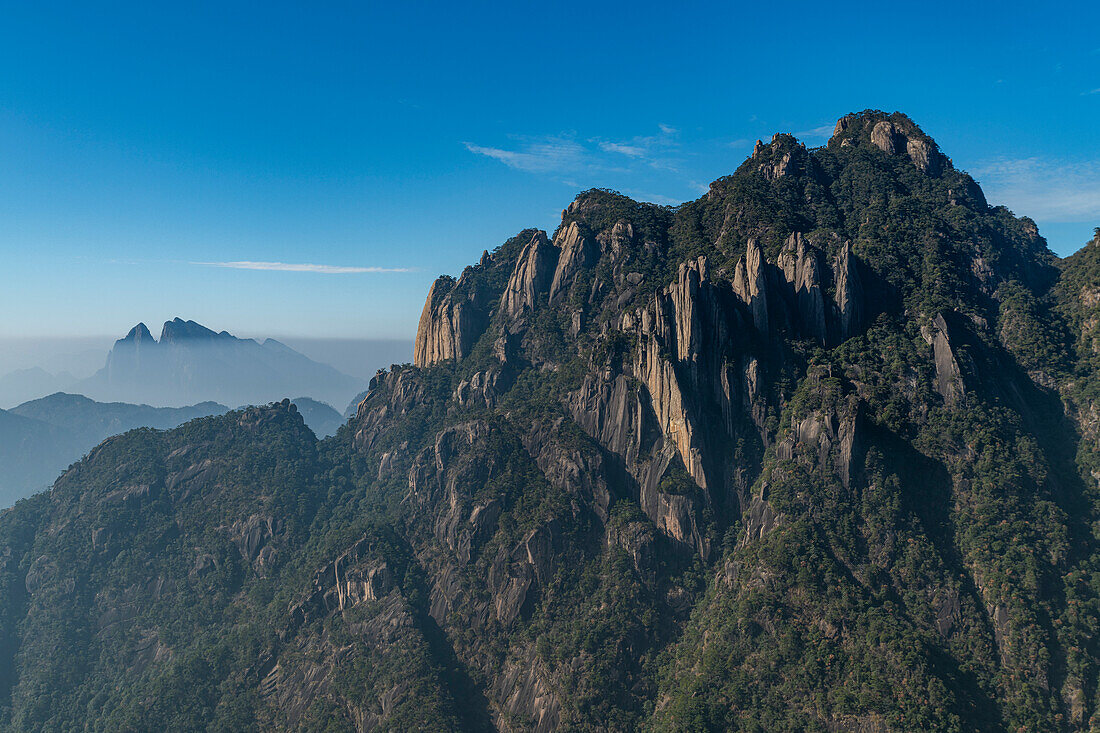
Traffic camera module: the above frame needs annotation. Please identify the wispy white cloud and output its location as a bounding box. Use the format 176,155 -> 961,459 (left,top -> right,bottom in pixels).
593,126 -> 683,172
193,261 -> 412,274
794,124 -> 835,141
598,141 -> 647,157
463,125 -> 717,206
1083,88 -> 1100,95
463,137 -> 587,173
971,157 -> 1100,222
465,125 -> 683,177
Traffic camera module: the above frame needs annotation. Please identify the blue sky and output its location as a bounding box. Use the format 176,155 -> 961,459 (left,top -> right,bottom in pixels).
1,0 -> 1098,340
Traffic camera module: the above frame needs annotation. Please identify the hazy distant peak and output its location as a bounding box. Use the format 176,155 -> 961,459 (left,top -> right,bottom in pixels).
80,317 -> 367,409
120,322 -> 154,345
27,391 -> 97,407
260,338 -> 296,353
159,318 -> 226,343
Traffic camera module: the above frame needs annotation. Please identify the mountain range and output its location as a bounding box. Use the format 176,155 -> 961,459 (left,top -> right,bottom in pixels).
73,318 -> 367,410
0,396 -> 227,508
2,111 -> 1099,731
0,394 -> 345,508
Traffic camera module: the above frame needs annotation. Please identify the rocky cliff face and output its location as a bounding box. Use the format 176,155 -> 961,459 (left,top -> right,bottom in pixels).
413,276 -> 488,366
3,111 -> 1100,732
379,110 -> 1099,731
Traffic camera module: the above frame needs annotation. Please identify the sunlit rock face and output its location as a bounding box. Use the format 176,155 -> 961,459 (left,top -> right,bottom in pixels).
4,112 -> 1099,732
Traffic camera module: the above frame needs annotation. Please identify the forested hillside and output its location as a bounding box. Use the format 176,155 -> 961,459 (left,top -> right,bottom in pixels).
2,111 -> 1099,732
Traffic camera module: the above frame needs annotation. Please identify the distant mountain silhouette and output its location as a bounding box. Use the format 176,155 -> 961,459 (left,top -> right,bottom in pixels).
0,392 -> 349,507
75,318 -> 366,409
287,397 -> 344,438
343,389 -> 369,419
0,393 -> 228,507
11,392 -> 228,443
0,407 -> 83,507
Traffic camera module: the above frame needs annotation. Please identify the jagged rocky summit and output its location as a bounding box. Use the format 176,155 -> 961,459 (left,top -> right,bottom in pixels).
75,318 -> 366,409
3,110 -> 1100,732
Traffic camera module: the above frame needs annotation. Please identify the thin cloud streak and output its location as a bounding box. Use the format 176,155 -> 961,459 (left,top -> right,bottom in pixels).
794,124 -> 835,140
463,124 -> 737,206
465,124 -> 682,176
463,138 -> 586,172
193,261 -> 413,274
598,141 -> 647,157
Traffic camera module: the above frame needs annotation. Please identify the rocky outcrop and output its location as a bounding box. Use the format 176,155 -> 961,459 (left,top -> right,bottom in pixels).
569,255 -> 764,556
226,513 -> 281,576
922,314 -> 965,406
568,373 -> 657,476
734,233 -> 870,347
413,275 -> 490,367
865,117 -> 946,175
630,261 -> 713,491
281,533 -> 396,641
454,369 -> 506,409
549,221 -> 599,304
741,494 -> 779,546
492,648 -> 561,732
906,137 -> 943,175
733,238 -> 770,333
407,421 -> 496,548
264,590 -> 423,731
754,133 -> 811,181
777,233 -> 827,344
500,230 -> 558,321
775,398 -> 863,489
518,419 -> 614,522
833,113 -> 857,138
487,522 -> 561,626
870,120 -> 903,155
638,447 -> 709,555
353,367 -> 427,453
607,518 -> 657,584
832,241 -> 865,342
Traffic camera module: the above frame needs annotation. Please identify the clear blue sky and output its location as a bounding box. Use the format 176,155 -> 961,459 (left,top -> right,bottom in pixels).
1,0 -> 1098,340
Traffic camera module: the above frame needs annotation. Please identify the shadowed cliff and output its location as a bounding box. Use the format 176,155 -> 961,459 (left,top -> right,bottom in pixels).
2,111 -> 1099,732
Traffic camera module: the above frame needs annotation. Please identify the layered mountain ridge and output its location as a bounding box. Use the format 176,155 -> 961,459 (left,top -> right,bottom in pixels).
2,110 -> 1099,731
0,393 -> 349,509
0,395 -> 228,508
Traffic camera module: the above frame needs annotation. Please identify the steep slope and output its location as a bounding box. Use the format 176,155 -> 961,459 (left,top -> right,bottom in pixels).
76,319 -> 366,409
396,110 -> 1097,730
1,111 -> 1099,732
0,401 -> 477,731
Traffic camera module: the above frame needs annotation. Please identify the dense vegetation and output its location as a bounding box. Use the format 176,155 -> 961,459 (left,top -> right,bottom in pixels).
1,111 -> 1098,731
